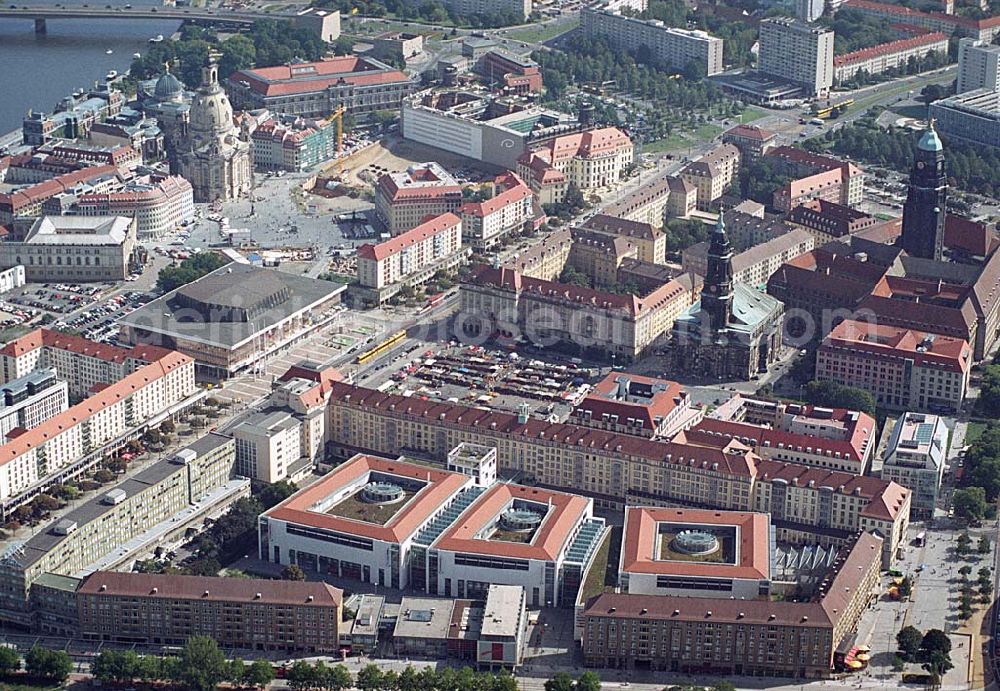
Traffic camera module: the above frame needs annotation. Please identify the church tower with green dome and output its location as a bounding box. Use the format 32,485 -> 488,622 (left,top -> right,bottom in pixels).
900,121 -> 948,262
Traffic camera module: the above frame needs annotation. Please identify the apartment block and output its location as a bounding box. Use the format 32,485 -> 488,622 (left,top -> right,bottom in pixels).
374,162 -> 463,235
602,175 -> 696,226
843,0 -> 1000,43
817,319 -> 972,414
879,412 -> 947,518
502,228 -> 573,280
250,115 -> 341,172
321,381 -> 912,566
957,38 -> 1000,93
0,165 -> 119,224
581,6 -> 724,76
570,373 -> 699,439
785,199 -> 878,243
579,214 -> 667,265
0,369 -> 68,439
834,33 -> 948,84
517,128 -> 634,203
722,125 -> 778,165
766,147 -> 864,210
75,571 -> 341,652
682,227 -> 815,289
758,18 -> 834,96
356,213 -> 464,305
680,143 -> 740,210
0,434 -> 240,628
459,172 -> 534,250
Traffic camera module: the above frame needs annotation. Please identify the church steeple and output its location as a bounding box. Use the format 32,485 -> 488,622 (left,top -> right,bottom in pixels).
701,210 -> 734,333
900,120 -> 947,262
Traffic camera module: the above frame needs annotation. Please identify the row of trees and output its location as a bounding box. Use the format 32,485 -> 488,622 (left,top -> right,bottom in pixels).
801,379 -> 877,416
156,252 -> 228,293
0,646 -> 73,684
818,121 -> 1000,198
316,0 -> 524,27
896,627 -> 953,682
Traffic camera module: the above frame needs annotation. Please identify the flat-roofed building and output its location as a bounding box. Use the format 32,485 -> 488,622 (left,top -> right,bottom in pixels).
619,507 -> 772,599
570,373 -> 699,439
227,56 -> 415,118
879,412 -> 948,518
957,38 -> 1000,93
758,18 -> 834,96
478,584 -> 526,670
75,571 -> 341,652
232,410 -> 308,484
0,369 -> 68,440
374,162 -> 463,235
817,319 -> 973,414
929,88 -> 1000,150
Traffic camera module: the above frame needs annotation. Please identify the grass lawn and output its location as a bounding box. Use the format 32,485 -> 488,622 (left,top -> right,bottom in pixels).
693,123 -> 724,141
327,488 -> 414,525
579,530 -> 614,603
491,527 -> 535,543
508,18 -> 579,44
658,532 -> 732,563
643,133 -> 691,153
738,107 -> 769,124
966,422 -> 987,445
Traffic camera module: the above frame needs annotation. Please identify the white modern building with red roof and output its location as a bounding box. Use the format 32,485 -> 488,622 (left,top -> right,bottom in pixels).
374,162 -> 464,235
259,451 -> 607,607
619,507 -> 772,599
459,172 -> 534,251
356,212 -> 464,305
571,373 -> 700,439
226,56 -> 415,119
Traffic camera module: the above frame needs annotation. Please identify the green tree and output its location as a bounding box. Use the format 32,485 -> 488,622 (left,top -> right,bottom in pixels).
288,660 -> 319,691
24,646 -> 72,683
258,480 -> 298,509
803,379 -> 876,415
245,659 -> 275,690
957,531 -> 973,554
980,535 -> 992,554
960,564 -> 973,576
0,646 -> 20,675
156,253 -> 228,293
921,629 -> 952,658
356,664 -> 384,691
545,672 -> 576,691
282,563 -> 307,581
178,636 -> 229,691
954,487 -> 989,525
897,625 -> 922,660
219,34 -> 257,78
322,664 -> 353,691
577,672 -> 603,691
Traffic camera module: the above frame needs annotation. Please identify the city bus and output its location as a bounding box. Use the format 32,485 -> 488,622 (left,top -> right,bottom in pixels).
356,330 -> 406,365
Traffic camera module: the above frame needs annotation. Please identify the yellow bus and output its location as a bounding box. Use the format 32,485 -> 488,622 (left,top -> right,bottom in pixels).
356,330 -> 406,365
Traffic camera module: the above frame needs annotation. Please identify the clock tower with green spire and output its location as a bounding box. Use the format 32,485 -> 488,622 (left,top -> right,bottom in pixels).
900,121 -> 947,262
701,211 -> 734,334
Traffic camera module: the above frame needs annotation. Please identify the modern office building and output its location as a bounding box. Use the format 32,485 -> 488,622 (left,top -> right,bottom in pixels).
227,56 -> 415,118
0,369 -> 68,439
356,213 -> 465,305
74,571 -> 341,652
957,38 -> 1000,93
0,434 -> 241,628
618,508 -> 772,598
0,215 -> 139,282
758,18 -> 834,96
581,531 -> 883,677
478,585 -> 527,670
232,410 -> 309,484
118,263 -> 345,379
879,412 -> 948,518
581,6 -> 724,76
374,162 -> 464,235
930,89 -> 1000,149
250,115 -> 341,172
817,319 -> 973,414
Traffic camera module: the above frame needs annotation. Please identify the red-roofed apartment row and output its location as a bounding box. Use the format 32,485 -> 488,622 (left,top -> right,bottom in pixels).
0,329 -> 197,509
459,171 -> 534,250
0,165 -> 119,223
260,452 -> 604,607
844,0 -> 1000,42
834,32 -> 948,83
374,162 -> 463,235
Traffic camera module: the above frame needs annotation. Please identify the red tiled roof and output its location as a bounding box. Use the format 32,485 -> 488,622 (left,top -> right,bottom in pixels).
434,483 -> 591,561
844,0 -> 1000,30
230,57 -> 411,97
573,373 -> 685,431
459,172 -> 531,218
620,507 -> 770,579
0,165 -> 118,212
265,454 -> 471,543
834,32 -> 948,67
357,212 -> 461,262
723,124 -> 776,141
945,214 -> 998,257
821,318 -> 973,373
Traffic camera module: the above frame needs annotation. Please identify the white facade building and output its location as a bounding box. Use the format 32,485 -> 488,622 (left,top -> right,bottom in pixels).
758,18 -> 834,96
459,172 -> 533,250
879,412 -> 948,518
957,38 -> 1000,93
232,410 -> 306,484
71,175 -> 194,239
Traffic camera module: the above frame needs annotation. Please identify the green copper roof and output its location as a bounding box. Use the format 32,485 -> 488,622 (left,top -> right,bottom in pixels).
917,126 -> 943,152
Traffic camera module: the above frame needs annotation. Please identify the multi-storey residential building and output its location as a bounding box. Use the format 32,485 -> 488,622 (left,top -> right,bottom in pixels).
618,508 -> 772,598
957,38 -> 1000,93
437,0 -> 530,20
581,531 -> 883,677
680,143 -> 740,210
74,571 -> 341,652
0,334 -> 198,514
785,199 -> 879,243
843,0 -> 1000,42
570,373 -> 700,439
356,213 -> 464,305
797,0 -> 825,22
233,410 -> 308,484
817,319 -> 973,414
581,6 -> 724,76
321,381 -> 912,566
4,143 -> 139,184
260,452 -> 606,608
722,125 -> 777,165
0,434 -> 240,627
0,215 -> 139,282
459,264 -> 697,362
0,369 -> 68,439
834,32 -> 949,83
250,115 -> 341,172
517,128 -> 634,203
879,412 -> 948,518
766,147 -> 865,210
685,401 -> 877,475
758,18 -> 834,96
459,172 -> 533,250
929,89 -> 1000,149
0,165 -> 118,224
374,162 -> 464,235
579,214 -> 667,265
57,175 -> 194,239
503,228 -> 573,280
601,175 -> 696,226
682,227 -> 815,289
227,56 -> 415,118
